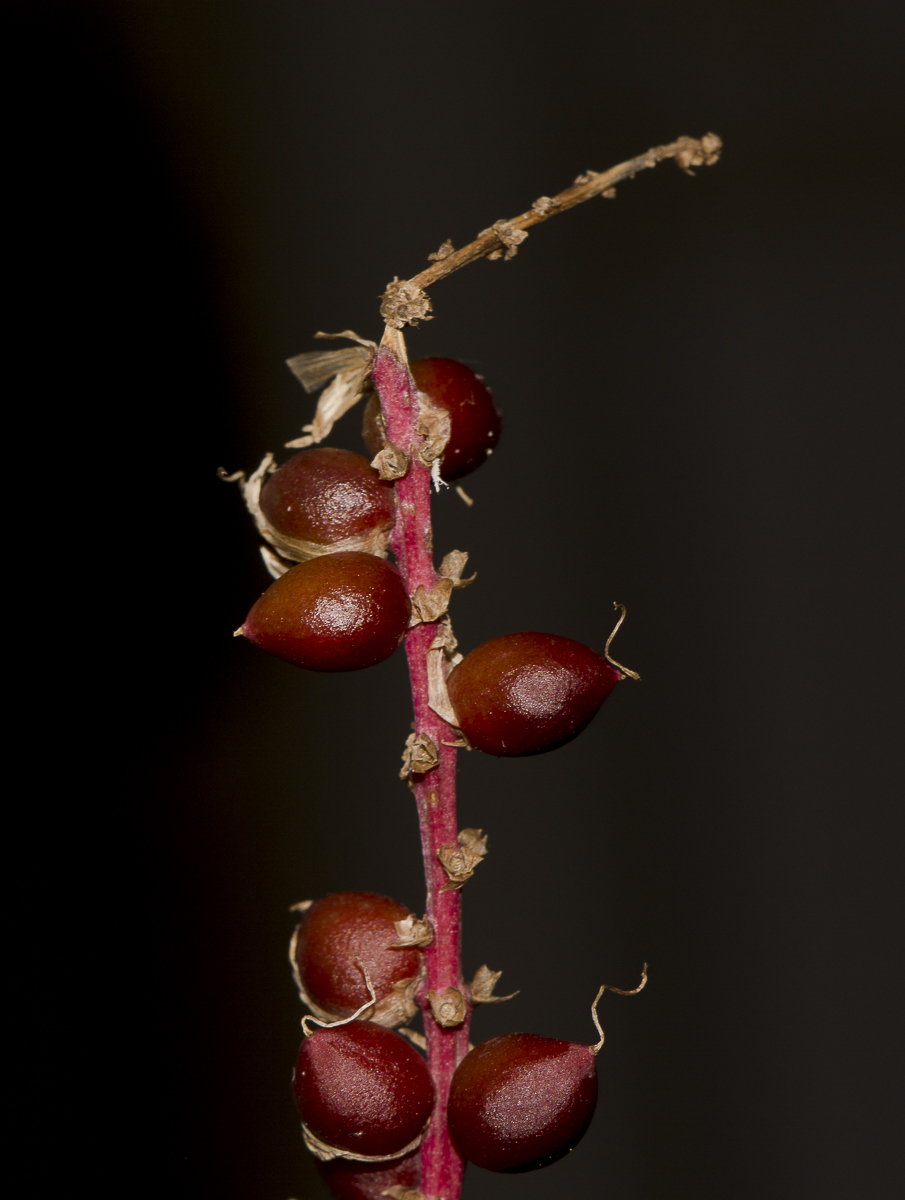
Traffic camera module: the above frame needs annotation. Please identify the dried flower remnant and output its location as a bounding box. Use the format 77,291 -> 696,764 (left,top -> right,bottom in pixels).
468,964 -> 519,1005
427,987 -> 468,1028
438,828 -> 488,890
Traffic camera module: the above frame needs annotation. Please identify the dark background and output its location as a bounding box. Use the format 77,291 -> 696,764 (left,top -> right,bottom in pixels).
17,2 -> 903,1198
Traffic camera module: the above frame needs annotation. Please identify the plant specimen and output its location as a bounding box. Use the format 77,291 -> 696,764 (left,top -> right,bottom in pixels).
224,133 -> 721,1199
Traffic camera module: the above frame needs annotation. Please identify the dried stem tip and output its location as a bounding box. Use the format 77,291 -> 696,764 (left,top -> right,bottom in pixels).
378,135 -> 723,325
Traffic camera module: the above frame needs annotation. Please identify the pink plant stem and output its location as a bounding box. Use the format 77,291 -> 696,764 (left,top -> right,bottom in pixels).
372,339 -> 471,1200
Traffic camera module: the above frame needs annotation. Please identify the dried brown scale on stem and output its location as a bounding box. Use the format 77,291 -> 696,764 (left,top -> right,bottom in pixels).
380,134 -> 722,326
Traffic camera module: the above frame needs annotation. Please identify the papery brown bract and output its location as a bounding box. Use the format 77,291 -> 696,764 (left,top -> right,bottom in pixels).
241,552 -> 411,672
293,892 -> 421,1019
447,1032 -> 598,1172
260,447 -> 395,546
363,356 -> 501,481
293,1023 -> 435,1159
446,632 -> 620,756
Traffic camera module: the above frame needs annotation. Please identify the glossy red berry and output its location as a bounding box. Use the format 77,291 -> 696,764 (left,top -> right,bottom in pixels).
446,631 -> 621,756
363,356 -> 501,481
291,892 -> 422,1023
259,447 -> 395,549
240,551 -> 411,672
293,1022 -> 435,1159
315,1149 -> 419,1200
447,1032 -> 598,1173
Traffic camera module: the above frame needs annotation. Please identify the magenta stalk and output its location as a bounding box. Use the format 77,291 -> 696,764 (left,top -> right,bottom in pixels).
371,337 -> 471,1200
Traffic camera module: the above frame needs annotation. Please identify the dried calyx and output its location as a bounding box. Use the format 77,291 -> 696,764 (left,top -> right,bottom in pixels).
438,828 -> 488,890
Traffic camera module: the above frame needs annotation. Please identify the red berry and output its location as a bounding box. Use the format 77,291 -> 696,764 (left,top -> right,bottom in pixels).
363,356 -> 501,481
315,1149 -> 420,1200
240,551 -> 411,672
446,632 -> 621,756
291,892 -> 422,1024
293,1022 -> 435,1159
447,1032 -> 598,1173
259,447 -> 395,549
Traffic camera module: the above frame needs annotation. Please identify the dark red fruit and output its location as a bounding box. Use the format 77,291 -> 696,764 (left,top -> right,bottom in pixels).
363,356 -> 501,481
316,1150 -> 419,1200
259,447 -> 395,547
446,632 -> 621,756
292,892 -> 421,1021
240,551 -> 410,672
293,1022 -> 435,1159
447,1032 -> 598,1173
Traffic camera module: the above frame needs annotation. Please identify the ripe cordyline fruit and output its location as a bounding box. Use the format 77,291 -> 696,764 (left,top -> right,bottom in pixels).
447,971 -> 647,1173
293,1019 -> 435,1160
259,446 -> 395,551
363,356 -> 501,481
239,550 -> 410,671
447,631 -> 622,756
290,892 -> 425,1026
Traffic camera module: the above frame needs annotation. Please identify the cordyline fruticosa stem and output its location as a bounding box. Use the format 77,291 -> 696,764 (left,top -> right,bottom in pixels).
368,135 -> 721,1200
371,330 -> 470,1200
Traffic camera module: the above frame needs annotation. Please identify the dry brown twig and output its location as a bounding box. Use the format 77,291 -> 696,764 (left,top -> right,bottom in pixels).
380,133 -> 722,328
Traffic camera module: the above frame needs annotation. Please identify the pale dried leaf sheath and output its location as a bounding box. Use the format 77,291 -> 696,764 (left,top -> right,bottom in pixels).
426,618 -> 462,726
221,454 -> 390,569
302,1122 -> 428,1164
286,344 -> 373,393
285,363 -> 373,449
381,1187 -> 426,1200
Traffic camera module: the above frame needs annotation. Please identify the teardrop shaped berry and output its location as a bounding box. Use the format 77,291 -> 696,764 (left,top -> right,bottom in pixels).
447,1032 -> 598,1173
315,1149 -> 420,1200
292,892 -> 421,1022
363,356 -> 501,481
259,447 -> 395,547
446,632 -> 621,756
293,1022 -> 435,1159
240,551 -> 411,672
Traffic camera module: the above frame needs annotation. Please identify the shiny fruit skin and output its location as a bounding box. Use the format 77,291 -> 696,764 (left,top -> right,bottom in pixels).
316,1150 -> 420,1200
241,551 -> 410,672
259,447 -> 395,545
293,1022 -> 435,1159
293,892 -> 421,1019
446,632 -> 620,756
363,357 -> 501,481
447,1032 -> 598,1173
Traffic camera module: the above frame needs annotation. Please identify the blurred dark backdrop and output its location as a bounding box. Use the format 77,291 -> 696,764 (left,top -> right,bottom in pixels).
16,2 -> 903,1198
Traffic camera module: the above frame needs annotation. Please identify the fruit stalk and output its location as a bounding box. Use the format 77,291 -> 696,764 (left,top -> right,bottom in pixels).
371,329 -> 470,1200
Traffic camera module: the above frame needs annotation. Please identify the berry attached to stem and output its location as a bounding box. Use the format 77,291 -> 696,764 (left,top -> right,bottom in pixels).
238,551 -> 411,671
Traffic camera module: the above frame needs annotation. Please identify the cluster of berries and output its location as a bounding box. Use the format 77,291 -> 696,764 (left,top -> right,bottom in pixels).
233,355 -> 639,1196
291,892 -> 635,1197
239,357 -> 630,757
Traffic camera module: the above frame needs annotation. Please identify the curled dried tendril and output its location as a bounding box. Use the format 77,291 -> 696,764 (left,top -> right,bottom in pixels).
590,963 -> 649,1055
605,602 -> 641,681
